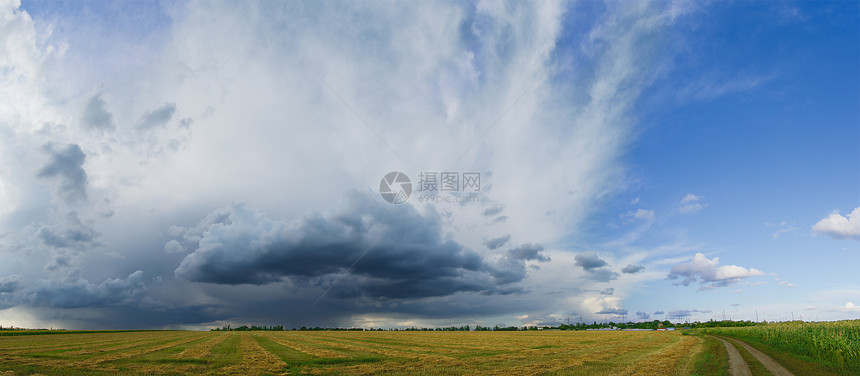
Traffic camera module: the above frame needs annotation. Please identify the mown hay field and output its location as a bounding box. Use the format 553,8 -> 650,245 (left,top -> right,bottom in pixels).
0,330 -> 702,375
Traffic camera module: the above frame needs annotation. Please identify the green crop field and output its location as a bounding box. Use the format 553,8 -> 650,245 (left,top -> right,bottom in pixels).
0,330 -> 702,375
700,320 -> 860,374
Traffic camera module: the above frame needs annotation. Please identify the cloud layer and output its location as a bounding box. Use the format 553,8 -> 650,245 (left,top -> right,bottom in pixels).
0,0 -> 735,328
171,191 -> 544,300
667,253 -> 764,290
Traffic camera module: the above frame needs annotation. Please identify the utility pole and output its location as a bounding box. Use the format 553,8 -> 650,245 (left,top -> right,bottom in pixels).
791,312 -> 794,321
755,310 -> 758,322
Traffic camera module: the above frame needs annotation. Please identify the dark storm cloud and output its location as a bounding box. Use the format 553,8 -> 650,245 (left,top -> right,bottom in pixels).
45,252 -> 75,274
596,307 -> 628,315
17,304 -> 224,330
573,252 -> 618,281
507,243 -> 549,262
31,212 -> 101,280
574,252 -> 607,270
489,243 -> 550,285
37,212 -> 99,249
136,103 -> 177,130
0,271 -> 145,309
0,275 -> 22,293
183,280 -> 541,329
484,234 -> 510,250
173,191 -> 533,300
585,269 -> 619,282
96,305 -> 224,330
37,144 -> 88,203
622,264 -> 645,274
81,93 -> 114,132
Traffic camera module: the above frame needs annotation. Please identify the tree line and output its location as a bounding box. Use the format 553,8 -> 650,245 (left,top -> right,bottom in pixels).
210,319 -> 761,332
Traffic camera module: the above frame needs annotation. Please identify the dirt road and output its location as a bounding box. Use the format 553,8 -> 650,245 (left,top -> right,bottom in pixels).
709,335 -> 794,376
713,335 -> 752,376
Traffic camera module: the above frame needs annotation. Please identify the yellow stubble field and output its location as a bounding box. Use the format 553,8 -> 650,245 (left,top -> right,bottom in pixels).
0,330 -> 701,375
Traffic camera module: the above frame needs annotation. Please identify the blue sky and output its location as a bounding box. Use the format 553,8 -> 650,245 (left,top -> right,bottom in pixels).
0,0 -> 857,329
623,1 -> 860,321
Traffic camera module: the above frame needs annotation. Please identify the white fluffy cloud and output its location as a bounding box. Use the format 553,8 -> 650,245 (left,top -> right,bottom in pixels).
834,302 -> 860,313
667,253 -> 764,290
812,207 -> 860,241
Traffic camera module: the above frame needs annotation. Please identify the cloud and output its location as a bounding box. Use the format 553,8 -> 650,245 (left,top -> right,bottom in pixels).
136,103 -> 177,130
812,207 -> 860,241
653,311 -> 664,315
575,252 -> 608,270
680,194 -> 700,204
678,74 -> 773,102
599,288 -> 614,295
667,253 -> 764,289
770,222 -> 799,240
0,275 -> 23,293
667,308 -> 711,318
37,144 -> 88,203
586,269 -> 620,282
173,191 -> 533,299
574,252 -> 618,281
828,302 -> 860,314
678,193 -> 706,214
484,235 -> 510,250
81,93 -> 114,132
482,206 -> 505,217
37,212 -> 99,249
635,311 -> 650,319
508,243 -> 550,262
0,0 -> 702,328
623,209 -> 654,223
1,271 -> 146,309
621,264 -> 645,274
596,307 -> 628,316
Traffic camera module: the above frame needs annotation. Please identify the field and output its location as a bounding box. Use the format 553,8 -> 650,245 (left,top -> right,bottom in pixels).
700,320 -> 860,374
0,330 -> 702,375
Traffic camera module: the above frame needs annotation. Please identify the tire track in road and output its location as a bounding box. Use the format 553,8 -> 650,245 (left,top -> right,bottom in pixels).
711,335 -> 751,376
722,336 -> 794,376
709,335 -> 795,376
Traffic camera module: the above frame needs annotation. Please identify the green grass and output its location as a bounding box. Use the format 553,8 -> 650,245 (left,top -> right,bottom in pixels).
686,332 -> 729,376
204,332 -> 243,368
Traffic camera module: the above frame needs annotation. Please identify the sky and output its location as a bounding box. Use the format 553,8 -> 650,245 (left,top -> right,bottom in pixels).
0,0 -> 857,330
